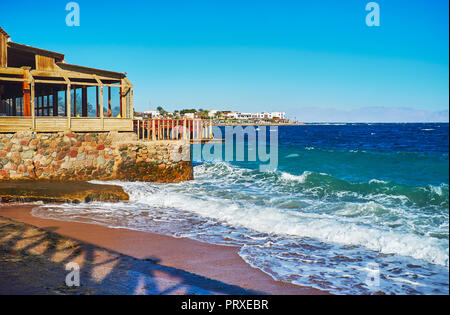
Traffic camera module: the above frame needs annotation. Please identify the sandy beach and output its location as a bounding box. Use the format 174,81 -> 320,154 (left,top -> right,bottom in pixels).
0,204 -> 327,295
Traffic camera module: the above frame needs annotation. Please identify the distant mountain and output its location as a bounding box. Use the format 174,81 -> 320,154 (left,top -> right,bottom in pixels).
289,106 -> 449,123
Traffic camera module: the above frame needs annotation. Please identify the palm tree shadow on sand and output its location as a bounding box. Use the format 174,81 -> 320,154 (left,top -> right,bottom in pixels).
0,218 -> 263,295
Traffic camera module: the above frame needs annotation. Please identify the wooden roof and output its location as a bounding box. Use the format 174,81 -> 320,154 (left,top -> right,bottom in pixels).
0,26 -> 10,39
57,62 -> 125,79
1,25 -> 127,80
8,42 -> 65,62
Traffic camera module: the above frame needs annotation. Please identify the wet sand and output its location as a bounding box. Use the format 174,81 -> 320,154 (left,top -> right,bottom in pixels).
0,204 -> 328,295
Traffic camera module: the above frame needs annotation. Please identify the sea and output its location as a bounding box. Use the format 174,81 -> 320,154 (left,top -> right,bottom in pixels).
32,123 -> 449,294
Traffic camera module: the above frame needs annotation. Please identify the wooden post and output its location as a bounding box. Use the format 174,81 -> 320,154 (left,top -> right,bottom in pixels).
194,120 -> 197,140
66,83 -> 71,129
21,68 -> 32,117
120,79 -> 127,118
163,120 -> 166,140
152,119 -> 156,141
164,119 -> 169,140
156,119 -> 159,140
210,119 -> 212,138
31,81 -> 35,130
0,32 -> 7,68
124,78 -> 133,119
64,90 -> 67,117
108,86 -> 111,117
96,86 -> 99,117
99,86 -> 104,130
23,80 -> 30,117
171,119 -> 174,140
175,120 -> 178,139
73,88 -> 77,117
120,86 -> 123,117
201,119 -> 204,139
23,80 -> 31,116
137,120 -> 140,139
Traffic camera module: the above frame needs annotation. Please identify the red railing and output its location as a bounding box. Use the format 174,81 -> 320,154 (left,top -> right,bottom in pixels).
133,118 -> 213,141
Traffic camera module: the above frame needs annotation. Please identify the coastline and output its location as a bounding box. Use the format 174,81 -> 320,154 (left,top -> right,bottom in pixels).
0,204 -> 328,295
213,123 -> 305,126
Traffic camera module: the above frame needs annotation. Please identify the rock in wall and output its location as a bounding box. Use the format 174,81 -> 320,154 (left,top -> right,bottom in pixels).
0,132 -> 192,183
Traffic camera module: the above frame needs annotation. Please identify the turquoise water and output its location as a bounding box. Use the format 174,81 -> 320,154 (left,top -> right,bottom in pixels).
33,123 -> 449,294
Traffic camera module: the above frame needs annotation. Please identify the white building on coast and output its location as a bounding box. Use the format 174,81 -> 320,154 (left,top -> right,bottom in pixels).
217,111 -> 286,120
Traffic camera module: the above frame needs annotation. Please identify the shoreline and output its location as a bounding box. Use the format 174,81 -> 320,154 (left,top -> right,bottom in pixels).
0,204 -> 328,295
213,123 -> 305,126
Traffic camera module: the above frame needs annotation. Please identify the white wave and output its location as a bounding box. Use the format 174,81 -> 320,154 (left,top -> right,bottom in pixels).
109,181 -> 449,267
369,179 -> 388,184
33,169 -> 450,295
280,171 -> 312,183
427,184 -> 448,196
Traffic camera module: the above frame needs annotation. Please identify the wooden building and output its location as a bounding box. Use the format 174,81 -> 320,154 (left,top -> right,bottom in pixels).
0,26 -> 133,132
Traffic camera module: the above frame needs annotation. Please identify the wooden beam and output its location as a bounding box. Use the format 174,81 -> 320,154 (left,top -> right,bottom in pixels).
0,68 -> 26,75
124,77 -> 134,119
108,86 -> 111,117
35,55 -> 57,71
34,79 -> 67,85
22,70 -> 32,117
0,77 -> 27,82
0,33 -> 7,68
73,88 -> 77,117
66,82 -> 71,129
96,86 -> 99,117
152,119 -> 156,141
31,81 -> 35,130
31,68 -> 122,82
120,80 -> 124,118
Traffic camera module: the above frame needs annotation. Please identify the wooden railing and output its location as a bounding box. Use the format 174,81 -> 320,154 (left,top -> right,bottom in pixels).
133,118 -> 214,142
0,116 -> 133,132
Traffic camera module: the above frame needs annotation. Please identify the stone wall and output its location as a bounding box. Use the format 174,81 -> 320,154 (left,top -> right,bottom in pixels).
0,132 -> 192,182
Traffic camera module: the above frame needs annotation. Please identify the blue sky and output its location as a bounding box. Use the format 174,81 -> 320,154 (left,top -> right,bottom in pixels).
1,0 -> 448,122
